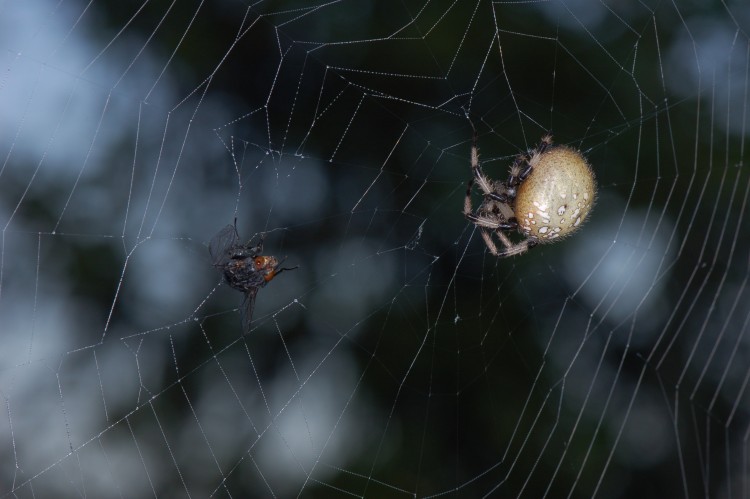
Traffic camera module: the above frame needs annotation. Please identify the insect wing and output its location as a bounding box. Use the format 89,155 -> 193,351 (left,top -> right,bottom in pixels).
240,287 -> 259,333
209,224 -> 238,265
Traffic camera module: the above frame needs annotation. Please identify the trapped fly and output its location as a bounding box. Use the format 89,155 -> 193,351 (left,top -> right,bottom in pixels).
209,220 -> 297,331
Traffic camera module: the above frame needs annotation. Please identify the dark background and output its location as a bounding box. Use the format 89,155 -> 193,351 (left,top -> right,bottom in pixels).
1,0 -> 749,497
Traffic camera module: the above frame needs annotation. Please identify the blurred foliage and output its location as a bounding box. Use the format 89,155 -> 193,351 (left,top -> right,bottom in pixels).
60,0 -> 747,497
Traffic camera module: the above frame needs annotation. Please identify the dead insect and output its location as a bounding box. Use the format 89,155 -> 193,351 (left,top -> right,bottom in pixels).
209,220 -> 297,331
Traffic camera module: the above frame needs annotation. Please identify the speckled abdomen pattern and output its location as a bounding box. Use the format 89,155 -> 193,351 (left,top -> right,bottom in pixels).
514,145 -> 596,243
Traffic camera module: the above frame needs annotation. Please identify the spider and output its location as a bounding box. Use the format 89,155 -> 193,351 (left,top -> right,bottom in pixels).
209,220 -> 297,331
463,133 -> 596,257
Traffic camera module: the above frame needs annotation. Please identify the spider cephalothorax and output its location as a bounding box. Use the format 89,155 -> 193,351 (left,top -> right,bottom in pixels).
463,134 -> 596,257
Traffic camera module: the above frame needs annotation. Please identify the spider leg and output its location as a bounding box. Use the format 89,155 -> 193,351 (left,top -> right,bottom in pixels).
468,132 -> 514,202
470,138 -> 495,196
464,179 -> 475,217
508,158 -> 534,187
537,134 -> 553,153
495,231 -> 514,252
465,213 -> 517,231
480,229 -> 500,256
508,135 -> 553,187
507,156 -> 532,189
487,191 -> 510,203
500,236 -> 539,257
479,229 -> 538,258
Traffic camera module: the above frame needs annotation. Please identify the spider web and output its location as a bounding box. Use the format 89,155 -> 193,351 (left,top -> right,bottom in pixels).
1,0 -> 749,497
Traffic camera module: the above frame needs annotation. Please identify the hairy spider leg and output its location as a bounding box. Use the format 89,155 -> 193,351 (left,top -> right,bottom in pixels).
506,134 -> 553,188
465,211 -> 517,231
478,229 -> 538,258
507,156 -> 533,188
470,144 -> 495,197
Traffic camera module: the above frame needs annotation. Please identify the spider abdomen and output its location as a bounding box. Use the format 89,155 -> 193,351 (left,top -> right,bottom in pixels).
514,145 -> 596,243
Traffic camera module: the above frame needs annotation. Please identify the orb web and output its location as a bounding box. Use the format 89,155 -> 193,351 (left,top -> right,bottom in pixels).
1,1 -> 749,497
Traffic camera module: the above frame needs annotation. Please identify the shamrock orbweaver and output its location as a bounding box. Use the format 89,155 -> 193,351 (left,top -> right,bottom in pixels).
463,133 -> 596,257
